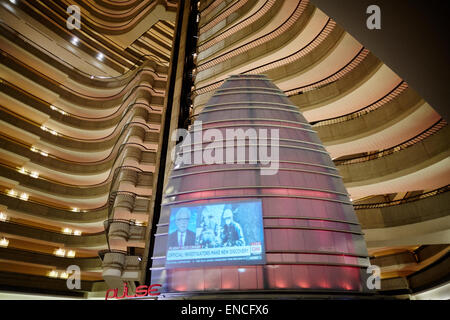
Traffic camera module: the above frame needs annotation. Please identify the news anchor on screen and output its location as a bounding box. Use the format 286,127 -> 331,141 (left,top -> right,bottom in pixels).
168,207 -> 196,248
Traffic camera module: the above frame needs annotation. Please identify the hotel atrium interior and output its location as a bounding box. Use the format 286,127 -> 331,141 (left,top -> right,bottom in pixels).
0,0 -> 448,299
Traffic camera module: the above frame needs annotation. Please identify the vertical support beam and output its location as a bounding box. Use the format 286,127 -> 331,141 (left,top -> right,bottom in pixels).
144,0 -> 190,286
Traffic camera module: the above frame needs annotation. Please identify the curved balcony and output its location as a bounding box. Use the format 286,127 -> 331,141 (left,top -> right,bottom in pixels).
0,108 -> 159,165
0,5 -> 173,88
75,0 -> 176,23
196,1 -> 313,84
356,186 -> 449,229
337,120 -> 449,199
0,21 -> 169,88
198,0 -> 282,58
199,0 -> 278,50
0,246 -> 101,271
199,0 -> 237,29
0,52 -> 166,107
314,88 -> 441,158
0,220 -> 107,248
106,219 -> 146,241
100,250 -> 143,284
54,0 -> 177,35
0,162 -> 154,198
0,270 -> 101,294
199,0 -> 253,35
1,2 -> 129,74
354,186 -> 450,248
370,245 -> 449,278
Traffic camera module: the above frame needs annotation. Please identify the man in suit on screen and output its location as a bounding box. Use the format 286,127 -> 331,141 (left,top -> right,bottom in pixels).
167,207 -> 196,248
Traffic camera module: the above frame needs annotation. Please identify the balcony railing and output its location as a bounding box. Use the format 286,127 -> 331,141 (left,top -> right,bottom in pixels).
354,185 -> 449,209
334,118 -> 447,165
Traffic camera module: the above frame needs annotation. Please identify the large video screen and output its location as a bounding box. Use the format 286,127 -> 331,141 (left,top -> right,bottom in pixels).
165,200 -> 265,268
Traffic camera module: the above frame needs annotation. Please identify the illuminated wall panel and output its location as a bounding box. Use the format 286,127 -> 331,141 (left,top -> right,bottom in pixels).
150,75 -> 371,295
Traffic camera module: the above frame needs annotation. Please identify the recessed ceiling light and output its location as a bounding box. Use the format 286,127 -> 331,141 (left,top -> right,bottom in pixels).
0,238 -> 9,247
30,171 -> 39,178
96,52 -> 104,61
71,37 -> 79,45
54,248 -> 66,257
20,193 -> 29,201
48,270 -> 59,278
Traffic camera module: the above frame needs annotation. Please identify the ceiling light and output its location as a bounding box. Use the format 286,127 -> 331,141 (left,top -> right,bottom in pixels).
67,250 -> 76,258
30,146 -> 38,152
30,171 -> 39,178
71,207 -> 80,212
71,37 -> 79,45
9,0 -> 16,4
40,125 -> 48,131
18,167 -> 26,174
20,193 -> 29,201
7,189 -> 17,197
54,248 -> 66,257
73,230 -> 82,236
50,105 -> 57,111
48,270 -> 59,278
0,238 -> 9,247
50,130 -> 58,136
60,272 -> 69,279
0,212 -> 7,222
96,53 -> 104,61
40,151 -> 48,157
63,227 -> 72,234
90,75 -> 94,79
